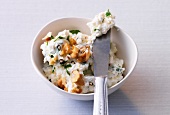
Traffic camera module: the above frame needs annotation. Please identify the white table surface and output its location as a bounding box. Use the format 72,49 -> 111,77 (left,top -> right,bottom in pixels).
0,0 -> 170,115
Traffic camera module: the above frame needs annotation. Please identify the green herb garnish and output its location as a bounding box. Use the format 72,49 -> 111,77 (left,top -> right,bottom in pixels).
46,41 -> 48,46
116,68 -> 120,72
67,35 -> 70,41
106,9 -> 111,17
51,35 -> 54,39
52,67 -> 55,73
58,36 -> 64,39
54,36 -> 65,42
70,30 -> 80,34
94,29 -> 100,31
64,64 -> 72,69
61,63 -> 72,75
54,39 -> 57,42
66,69 -> 70,75
52,69 -> 54,73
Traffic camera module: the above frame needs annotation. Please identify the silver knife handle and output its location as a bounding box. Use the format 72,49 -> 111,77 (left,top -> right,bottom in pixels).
93,76 -> 108,115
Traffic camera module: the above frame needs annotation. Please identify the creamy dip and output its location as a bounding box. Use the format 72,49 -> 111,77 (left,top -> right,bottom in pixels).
87,9 -> 115,37
40,10 -> 125,94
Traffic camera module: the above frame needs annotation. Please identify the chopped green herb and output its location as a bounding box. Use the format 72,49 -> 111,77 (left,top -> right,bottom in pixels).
50,55 -> 54,58
59,60 -> 72,75
66,69 -> 70,75
106,9 -> 111,17
70,30 -> 80,34
52,69 -> 54,73
54,36 -> 65,42
60,61 -> 68,66
94,29 -> 100,31
51,35 -> 54,39
52,67 -> 55,73
46,41 -> 48,45
54,39 -> 57,42
58,36 -> 64,39
116,68 -> 120,71
67,35 -> 70,41
60,63 -> 72,75
64,64 -> 72,69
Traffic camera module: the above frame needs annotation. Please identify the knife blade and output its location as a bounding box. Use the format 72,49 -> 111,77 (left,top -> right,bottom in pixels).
93,29 -> 111,115
93,29 -> 111,76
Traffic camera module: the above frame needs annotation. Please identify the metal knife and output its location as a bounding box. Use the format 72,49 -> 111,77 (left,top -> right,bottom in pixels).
93,29 -> 111,115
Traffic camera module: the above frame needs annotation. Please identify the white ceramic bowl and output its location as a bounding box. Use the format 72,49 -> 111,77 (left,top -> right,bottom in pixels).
31,17 -> 138,100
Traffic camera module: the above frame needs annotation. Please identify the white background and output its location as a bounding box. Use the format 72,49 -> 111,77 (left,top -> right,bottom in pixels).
0,0 -> 170,115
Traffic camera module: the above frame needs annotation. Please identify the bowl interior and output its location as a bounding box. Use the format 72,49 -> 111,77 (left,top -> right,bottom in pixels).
31,17 -> 137,100
110,27 -> 137,80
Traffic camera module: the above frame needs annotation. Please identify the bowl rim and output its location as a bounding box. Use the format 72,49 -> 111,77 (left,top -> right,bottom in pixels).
31,17 -> 138,96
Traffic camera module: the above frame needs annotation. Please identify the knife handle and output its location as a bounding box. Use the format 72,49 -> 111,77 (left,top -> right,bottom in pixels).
93,76 -> 108,115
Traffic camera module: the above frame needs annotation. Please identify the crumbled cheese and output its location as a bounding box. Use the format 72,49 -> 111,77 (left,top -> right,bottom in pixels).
87,10 -> 115,37
40,10 -> 125,94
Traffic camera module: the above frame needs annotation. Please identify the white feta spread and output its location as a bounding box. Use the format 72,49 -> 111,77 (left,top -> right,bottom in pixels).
40,10 -> 125,94
87,10 -> 115,37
